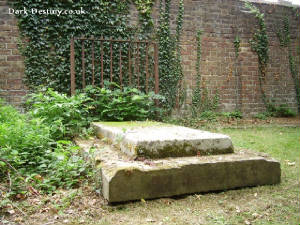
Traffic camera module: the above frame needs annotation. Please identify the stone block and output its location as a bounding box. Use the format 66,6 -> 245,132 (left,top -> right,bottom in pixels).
76,138 -> 281,203
92,122 -> 234,159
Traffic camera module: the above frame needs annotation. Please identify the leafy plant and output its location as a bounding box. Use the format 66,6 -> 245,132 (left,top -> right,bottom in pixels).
222,110 -> 243,119
267,103 -> 296,117
0,103 -> 52,175
26,88 -> 92,139
253,112 -> 272,120
234,35 -> 241,58
0,99 -> 92,199
83,84 -> 164,121
34,141 -> 91,192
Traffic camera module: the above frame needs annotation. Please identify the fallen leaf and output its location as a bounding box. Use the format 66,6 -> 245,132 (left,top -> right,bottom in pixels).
245,220 -> 251,225
144,160 -> 155,166
34,174 -> 43,181
16,193 -> 26,200
7,209 -> 15,215
146,218 -> 156,222
28,186 -> 39,195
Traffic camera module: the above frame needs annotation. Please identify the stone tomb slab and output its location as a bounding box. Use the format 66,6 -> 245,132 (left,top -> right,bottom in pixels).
92,121 -> 234,158
76,138 -> 281,203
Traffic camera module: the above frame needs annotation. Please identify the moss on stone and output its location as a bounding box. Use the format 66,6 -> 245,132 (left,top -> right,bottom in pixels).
136,143 -> 234,159
96,121 -> 165,128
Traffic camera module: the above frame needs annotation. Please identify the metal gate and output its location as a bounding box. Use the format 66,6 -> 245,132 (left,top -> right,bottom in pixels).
70,37 -> 159,96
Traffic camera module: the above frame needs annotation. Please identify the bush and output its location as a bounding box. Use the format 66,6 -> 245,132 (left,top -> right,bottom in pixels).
253,112 -> 272,120
34,140 -> 91,192
83,84 -> 164,121
198,111 -> 218,122
26,88 -> 92,139
267,103 -> 296,118
0,99 -> 91,195
222,110 -> 243,119
0,103 -> 52,175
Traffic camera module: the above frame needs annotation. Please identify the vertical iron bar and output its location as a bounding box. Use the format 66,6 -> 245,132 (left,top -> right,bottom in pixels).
128,42 -> 132,86
110,40 -> 113,82
145,42 -> 149,93
136,42 -> 140,89
119,43 -> 123,89
81,40 -> 86,89
101,41 -> 104,88
70,37 -> 76,95
92,40 -> 95,86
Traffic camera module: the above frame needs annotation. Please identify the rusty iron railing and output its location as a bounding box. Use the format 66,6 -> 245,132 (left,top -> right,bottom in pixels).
70,37 -> 159,96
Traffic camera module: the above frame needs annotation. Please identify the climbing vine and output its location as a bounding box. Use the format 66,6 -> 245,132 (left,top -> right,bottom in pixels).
245,2 -> 269,106
11,0 -> 187,113
157,0 -> 184,110
191,30 -> 219,116
233,34 -> 241,110
234,35 -> 240,59
277,17 -> 300,110
191,30 -> 202,115
133,0 -> 155,38
10,0 -> 156,94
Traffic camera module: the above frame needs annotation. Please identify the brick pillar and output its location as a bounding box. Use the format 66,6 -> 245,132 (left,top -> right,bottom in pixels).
0,0 -> 26,108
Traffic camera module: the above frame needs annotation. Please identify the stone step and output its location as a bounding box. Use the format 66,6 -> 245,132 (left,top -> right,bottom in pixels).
92,121 -> 234,158
76,138 -> 281,203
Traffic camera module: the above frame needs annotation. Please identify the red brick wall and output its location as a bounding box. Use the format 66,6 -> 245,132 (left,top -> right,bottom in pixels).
0,0 -> 26,108
171,0 -> 300,115
1,0 -> 299,115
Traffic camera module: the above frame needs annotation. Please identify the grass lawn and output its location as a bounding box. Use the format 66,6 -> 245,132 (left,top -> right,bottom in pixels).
3,126 -> 300,225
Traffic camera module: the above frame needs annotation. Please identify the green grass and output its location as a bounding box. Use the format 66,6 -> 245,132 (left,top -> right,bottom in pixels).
88,126 -> 299,225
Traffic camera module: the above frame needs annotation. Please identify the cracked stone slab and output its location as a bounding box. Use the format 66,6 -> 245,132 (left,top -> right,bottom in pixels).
76,138 -> 281,203
92,121 -> 234,158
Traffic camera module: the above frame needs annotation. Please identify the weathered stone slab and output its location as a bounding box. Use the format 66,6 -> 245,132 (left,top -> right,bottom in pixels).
76,138 -> 281,203
92,122 -> 234,158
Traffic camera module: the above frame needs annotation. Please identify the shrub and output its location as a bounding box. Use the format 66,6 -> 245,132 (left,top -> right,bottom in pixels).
222,110 -> 243,119
26,88 -> 92,139
267,103 -> 296,117
0,103 -> 52,175
83,84 -> 164,121
34,140 -> 91,192
0,99 -> 91,195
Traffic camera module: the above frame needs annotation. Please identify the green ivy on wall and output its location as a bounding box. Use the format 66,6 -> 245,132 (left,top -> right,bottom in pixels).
191,30 -> 219,116
277,16 -> 300,110
245,2 -> 269,106
157,0 -> 184,110
10,0 -> 156,94
12,0 -> 188,113
133,0 -> 155,38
